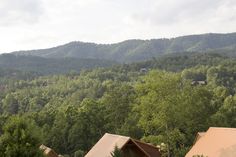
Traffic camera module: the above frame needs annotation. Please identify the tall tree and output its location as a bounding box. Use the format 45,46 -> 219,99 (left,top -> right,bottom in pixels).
0,116 -> 43,157
136,70 -> 216,156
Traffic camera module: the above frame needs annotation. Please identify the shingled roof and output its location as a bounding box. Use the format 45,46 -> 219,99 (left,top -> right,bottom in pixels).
85,133 -> 161,157
185,127 -> 236,157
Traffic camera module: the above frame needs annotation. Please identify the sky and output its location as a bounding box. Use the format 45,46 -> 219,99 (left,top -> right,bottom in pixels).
0,0 -> 236,53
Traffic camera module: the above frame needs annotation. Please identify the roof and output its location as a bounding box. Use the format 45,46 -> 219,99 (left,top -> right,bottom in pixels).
185,127 -> 236,157
133,140 -> 161,157
85,133 -> 130,157
85,133 -> 161,157
193,132 -> 206,145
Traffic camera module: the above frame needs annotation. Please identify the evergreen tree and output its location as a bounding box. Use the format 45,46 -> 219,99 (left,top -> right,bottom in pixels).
0,116 -> 43,157
111,146 -> 123,157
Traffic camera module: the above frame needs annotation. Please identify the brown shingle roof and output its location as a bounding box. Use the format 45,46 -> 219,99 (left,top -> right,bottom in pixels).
185,127 -> 236,157
85,133 -> 130,157
134,140 -> 161,157
85,133 -> 161,157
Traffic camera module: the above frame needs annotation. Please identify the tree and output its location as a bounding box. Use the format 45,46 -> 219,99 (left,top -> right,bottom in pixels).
74,149 -> 85,157
111,146 -> 123,157
0,116 -> 43,157
101,82 -> 135,133
70,98 -> 107,151
2,94 -> 18,114
136,70 -> 216,156
210,95 -> 236,127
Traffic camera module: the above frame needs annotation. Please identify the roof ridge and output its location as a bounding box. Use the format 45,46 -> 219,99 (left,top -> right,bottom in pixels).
209,127 -> 236,130
133,139 -> 160,150
105,133 -> 130,139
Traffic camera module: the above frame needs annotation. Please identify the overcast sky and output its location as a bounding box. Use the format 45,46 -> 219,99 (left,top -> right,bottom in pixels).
0,0 -> 236,53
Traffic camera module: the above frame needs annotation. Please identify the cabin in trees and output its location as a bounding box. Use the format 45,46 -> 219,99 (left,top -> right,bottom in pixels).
191,81 -> 207,86
140,68 -> 148,73
85,133 -> 161,157
185,127 -> 236,157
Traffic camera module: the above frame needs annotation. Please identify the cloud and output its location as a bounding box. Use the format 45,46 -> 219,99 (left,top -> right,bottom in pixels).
0,0 -> 236,52
0,0 -> 44,26
130,0 -> 228,25
125,0 -> 236,37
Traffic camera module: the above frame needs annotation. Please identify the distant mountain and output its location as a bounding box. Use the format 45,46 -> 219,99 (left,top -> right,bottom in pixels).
13,32 -> 236,62
0,54 -> 116,75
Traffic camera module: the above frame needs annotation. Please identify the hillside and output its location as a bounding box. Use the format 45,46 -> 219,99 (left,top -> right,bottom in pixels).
0,52 -> 227,76
1,53 -> 236,156
13,32 -> 236,62
0,54 -> 116,75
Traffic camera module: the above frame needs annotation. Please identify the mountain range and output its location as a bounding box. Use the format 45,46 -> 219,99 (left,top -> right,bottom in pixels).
0,32 -> 235,75
12,32 -> 236,62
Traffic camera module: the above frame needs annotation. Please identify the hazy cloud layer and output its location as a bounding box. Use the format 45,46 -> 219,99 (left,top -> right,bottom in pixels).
0,0 -> 44,25
0,0 -> 236,52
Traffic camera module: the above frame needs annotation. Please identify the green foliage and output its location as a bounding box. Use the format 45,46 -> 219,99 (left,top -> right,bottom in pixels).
101,82 -> 135,133
210,95 -> 236,127
0,116 -> 43,157
0,54 -> 116,75
1,52 -> 236,157
74,149 -> 85,157
136,70 -> 218,156
111,146 -> 123,157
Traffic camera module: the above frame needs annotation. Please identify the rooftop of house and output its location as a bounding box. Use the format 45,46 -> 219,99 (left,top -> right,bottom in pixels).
85,133 -> 161,157
185,127 -> 236,157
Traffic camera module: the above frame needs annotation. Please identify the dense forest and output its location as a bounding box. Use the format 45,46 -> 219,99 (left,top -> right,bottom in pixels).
1,51 -> 236,157
0,54 -> 116,75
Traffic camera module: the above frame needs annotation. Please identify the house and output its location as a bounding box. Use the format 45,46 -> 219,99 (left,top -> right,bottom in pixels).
39,145 -> 60,157
185,127 -> 236,157
85,133 -> 161,157
140,68 -> 148,73
191,81 -> 207,86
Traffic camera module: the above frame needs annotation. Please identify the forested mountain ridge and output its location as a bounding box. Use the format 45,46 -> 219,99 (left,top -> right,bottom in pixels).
13,32 -> 236,62
0,54 -> 116,75
0,52 -> 227,76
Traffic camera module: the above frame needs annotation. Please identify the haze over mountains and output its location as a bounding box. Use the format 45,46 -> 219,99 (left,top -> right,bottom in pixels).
0,32 -> 236,75
12,32 -> 236,62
